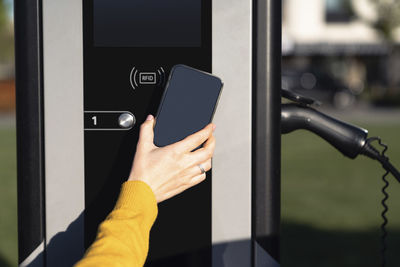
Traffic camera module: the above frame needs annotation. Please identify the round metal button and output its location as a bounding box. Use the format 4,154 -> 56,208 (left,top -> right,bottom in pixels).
118,113 -> 135,129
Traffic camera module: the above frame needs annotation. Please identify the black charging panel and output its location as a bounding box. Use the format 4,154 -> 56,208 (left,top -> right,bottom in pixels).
83,1 -> 211,266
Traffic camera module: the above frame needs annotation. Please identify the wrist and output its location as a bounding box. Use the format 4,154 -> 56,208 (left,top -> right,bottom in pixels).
127,170 -> 144,182
114,180 -> 158,224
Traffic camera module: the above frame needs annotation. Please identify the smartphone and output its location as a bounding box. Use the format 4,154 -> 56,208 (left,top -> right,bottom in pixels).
154,64 -> 223,147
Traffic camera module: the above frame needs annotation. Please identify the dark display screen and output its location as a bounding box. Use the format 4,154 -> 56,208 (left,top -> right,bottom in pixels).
94,0 -> 202,47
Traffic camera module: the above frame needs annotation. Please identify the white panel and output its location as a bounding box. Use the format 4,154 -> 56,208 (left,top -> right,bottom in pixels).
42,0 -> 85,265
212,0 -> 252,243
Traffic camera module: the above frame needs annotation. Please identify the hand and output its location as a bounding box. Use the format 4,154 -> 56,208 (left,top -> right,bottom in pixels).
128,114 -> 216,203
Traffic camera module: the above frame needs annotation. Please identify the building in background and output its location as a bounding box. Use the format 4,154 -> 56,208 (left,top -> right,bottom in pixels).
282,0 -> 400,108
2,0 -> 400,110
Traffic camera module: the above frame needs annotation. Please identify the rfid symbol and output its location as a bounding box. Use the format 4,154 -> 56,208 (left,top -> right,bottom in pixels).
130,66 -> 166,90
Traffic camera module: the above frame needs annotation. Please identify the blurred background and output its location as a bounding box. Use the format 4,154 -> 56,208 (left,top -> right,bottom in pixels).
0,0 -> 399,266
281,0 -> 400,266
0,0 -> 16,266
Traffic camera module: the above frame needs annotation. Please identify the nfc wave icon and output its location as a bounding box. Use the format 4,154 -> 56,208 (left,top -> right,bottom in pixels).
130,67 -> 166,90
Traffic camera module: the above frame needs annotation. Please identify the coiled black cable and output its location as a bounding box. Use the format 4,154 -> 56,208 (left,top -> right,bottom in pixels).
381,168 -> 389,267
280,101 -> 400,266
361,137 -> 391,267
377,139 -> 389,267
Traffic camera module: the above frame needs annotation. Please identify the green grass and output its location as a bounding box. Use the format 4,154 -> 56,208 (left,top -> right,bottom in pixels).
1,123 -> 400,266
0,127 -> 17,267
282,123 -> 400,267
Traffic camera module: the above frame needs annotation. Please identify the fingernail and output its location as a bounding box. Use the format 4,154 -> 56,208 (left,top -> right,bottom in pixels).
212,124 -> 216,131
146,114 -> 153,121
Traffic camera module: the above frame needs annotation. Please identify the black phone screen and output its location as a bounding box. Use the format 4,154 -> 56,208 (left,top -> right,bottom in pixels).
154,65 -> 223,147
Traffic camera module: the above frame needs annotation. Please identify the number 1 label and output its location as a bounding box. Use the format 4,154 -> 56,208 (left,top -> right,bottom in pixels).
92,116 -> 97,126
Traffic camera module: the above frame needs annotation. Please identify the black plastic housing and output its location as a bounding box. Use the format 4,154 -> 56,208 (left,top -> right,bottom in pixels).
281,103 -> 368,159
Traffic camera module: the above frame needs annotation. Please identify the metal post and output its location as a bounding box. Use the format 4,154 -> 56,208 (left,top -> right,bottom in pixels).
253,0 -> 281,265
15,0 -> 46,265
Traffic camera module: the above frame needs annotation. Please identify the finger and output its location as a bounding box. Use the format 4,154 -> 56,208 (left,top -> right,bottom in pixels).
173,123 -> 214,153
158,173 -> 207,203
189,173 -> 207,186
137,114 -> 156,150
190,158 -> 212,176
188,135 -> 216,164
202,133 -> 215,148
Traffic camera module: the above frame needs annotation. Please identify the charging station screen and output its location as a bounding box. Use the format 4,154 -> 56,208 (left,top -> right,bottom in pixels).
94,0 -> 202,47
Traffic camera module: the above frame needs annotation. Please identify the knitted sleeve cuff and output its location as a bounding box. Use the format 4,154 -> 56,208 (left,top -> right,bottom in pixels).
114,180 -> 158,225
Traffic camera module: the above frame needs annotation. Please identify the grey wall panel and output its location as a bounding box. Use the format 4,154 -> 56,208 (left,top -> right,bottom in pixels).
42,0 -> 85,265
212,0 -> 253,244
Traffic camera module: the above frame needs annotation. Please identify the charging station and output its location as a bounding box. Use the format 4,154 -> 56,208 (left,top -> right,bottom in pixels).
15,0 -> 281,266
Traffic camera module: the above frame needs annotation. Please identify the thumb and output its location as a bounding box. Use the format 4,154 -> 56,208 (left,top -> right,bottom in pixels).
138,114 -> 155,149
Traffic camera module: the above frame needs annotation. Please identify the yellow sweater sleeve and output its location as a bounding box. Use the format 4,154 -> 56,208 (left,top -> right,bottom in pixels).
74,180 -> 158,267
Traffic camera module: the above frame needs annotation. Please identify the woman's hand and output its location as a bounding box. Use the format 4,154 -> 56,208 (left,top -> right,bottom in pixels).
128,114 -> 216,203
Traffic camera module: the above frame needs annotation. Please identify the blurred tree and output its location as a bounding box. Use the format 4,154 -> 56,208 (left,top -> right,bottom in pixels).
368,0 -> 400,41
0,1 -> 6,29
354,0 -> 400,104
0,0 -> 13,63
